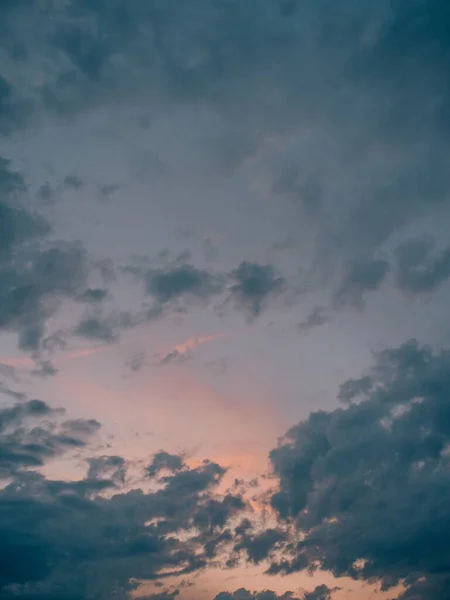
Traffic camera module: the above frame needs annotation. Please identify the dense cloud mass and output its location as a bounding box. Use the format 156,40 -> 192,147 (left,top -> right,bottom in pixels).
0,400 -> 245,600
267,340 -> 450,599
1,2 -> 450,600
0,158 -> 107,353
2,0 -> 450,324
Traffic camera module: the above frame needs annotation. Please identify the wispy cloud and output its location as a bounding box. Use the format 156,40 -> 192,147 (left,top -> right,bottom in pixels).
0,344 -> 111,370
155,333 -> 228,366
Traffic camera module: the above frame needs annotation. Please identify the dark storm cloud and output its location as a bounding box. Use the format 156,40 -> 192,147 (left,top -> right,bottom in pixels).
228,262 -> 285,318
265,340 -> 450,600
394,237 -> 450,295
0,404 -> 245,600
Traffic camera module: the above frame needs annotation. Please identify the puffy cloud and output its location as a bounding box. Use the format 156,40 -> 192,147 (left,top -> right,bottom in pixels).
146,451 -> 185,478
143,261 -> 286,320
0,401 -> 245,600
234,528 -> 288,565
0,399 -> 99,478
266,340 -> 450,599
213,585 -> 337,600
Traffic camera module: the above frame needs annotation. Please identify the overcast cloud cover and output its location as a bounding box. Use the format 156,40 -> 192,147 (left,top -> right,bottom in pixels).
1,1 -> 450,599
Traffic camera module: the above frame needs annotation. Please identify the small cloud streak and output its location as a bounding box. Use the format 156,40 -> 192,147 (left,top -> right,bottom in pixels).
156,333 -> 228,366
0,344 -> 111,370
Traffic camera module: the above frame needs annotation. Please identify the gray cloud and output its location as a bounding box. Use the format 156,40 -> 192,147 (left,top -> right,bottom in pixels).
146,451 -> 185,478
213,585 -> 337,600
142,260 -> 287,321
2,4 -> 450,599
228,262 -> 285,318
0,399 -> 98,478
266,340 -> 450,599
0,159 -> 111,353
0,403 -> 245,600
74,316 -> 118,342
234,528 -> 287,565
157,350 -> 191,367
298,307 -> 330,334
394,237 -> 450,295
2,0 -> 449,325
79,288 -> 108,303
87,455 -> 127,485
332,256 -> 390,310
63,174 -> 83,190
146,264 -> 224,305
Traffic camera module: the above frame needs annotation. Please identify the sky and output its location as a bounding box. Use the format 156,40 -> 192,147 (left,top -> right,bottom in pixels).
1,1 -> 450,599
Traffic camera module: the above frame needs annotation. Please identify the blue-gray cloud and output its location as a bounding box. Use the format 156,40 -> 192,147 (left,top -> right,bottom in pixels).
213,585 -> 337,600
0,402 -> 245,600
228,262 -> 285,318
267,340 -> 450,600
394,237 -> 450,295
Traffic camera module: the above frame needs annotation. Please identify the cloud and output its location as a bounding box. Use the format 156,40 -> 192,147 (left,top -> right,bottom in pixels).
87,455 -> 127,484
63,174 -> 83,190
146,451 -> 185,478
213,586 -> 337,600
298,307 -> 329,334
332,256 -> 390,310
146,264 -> 224,305
0,344 -> 111,372
394,237 -> 450,295
4,0 -> 448,328
156,333 -> 227,366
79,288 -> 108,303
0,399 -> 99,478
265,339 -> 450,599
0,402 -> 245,600
75,316 -> 118,342
228,262 -> 285,318
0,159 -> 109,353
234,527 -> 288,565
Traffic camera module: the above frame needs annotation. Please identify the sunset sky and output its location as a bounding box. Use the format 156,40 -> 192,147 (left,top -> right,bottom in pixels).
1,2 -> 450,599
